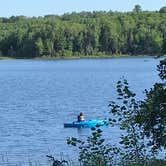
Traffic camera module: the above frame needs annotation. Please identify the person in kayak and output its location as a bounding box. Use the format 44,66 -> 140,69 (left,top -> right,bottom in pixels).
77,112 -> 85,122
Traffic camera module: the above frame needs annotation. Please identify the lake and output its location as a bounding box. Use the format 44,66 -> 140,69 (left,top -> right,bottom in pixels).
0,57 -> 163,164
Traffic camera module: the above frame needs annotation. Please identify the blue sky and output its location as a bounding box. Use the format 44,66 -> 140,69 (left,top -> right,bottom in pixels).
1,0 -> 166,17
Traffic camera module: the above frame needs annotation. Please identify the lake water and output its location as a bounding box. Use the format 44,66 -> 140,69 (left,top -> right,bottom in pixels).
0,57 -> 163,164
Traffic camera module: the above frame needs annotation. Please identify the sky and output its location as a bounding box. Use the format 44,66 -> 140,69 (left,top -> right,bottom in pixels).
1,0 -> 166,17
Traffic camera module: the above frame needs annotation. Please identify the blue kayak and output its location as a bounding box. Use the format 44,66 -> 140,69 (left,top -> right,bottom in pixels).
64,119 -> 108,128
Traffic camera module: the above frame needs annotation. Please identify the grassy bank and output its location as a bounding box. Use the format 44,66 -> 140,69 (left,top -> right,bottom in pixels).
0,53 -> 162,61
0,56 -> 15,60
35,54 -> 126,60
33,54 -> 157,60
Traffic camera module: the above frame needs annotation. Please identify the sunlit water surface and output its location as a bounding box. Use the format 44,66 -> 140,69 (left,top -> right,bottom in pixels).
0,57 -> 164,164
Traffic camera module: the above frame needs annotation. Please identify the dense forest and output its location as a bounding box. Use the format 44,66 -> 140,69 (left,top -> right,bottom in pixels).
0,5 -> 166,58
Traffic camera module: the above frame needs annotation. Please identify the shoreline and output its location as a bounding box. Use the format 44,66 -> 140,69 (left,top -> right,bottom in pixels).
0,54 -> 163,61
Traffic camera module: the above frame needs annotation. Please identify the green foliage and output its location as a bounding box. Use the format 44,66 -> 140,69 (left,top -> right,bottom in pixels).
67,59 -> 166,165
110,59 -> 166,156
159,7 -> 166,13
161,38 -> 166,55
136,58 -> 166,153
133,5 -> 142,13
67,127 -> 119,166
46,155 -> 68,166
109,79 -> 149,165
0,9 -> 166,58
157,58 -> 166,80
137,83 -> 166,153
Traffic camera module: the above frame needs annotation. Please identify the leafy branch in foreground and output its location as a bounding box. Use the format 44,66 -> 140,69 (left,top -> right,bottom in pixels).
136,58 -> 166,154
67,127 -> 120,166
46,155 -> 68,166
66,58 -> 166,165
108,79 -> 149,165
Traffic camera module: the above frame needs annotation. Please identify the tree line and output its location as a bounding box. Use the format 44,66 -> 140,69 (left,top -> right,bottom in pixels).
0,6 -> 166,58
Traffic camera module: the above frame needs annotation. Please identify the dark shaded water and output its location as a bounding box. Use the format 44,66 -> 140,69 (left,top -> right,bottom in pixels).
0,57 -> 162,164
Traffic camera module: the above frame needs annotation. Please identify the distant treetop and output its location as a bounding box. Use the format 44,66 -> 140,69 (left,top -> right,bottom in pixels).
133,4 -> 142,13
159,6 -> 166,13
